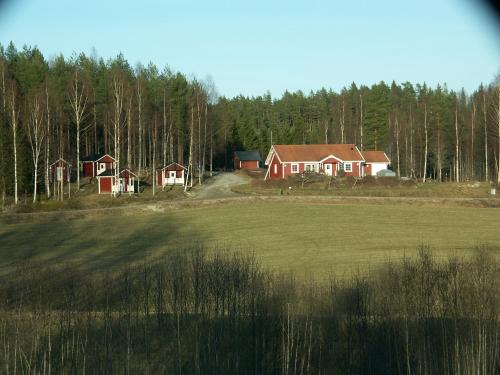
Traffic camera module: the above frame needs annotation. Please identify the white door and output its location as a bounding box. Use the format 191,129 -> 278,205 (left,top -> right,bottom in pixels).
325,164 -> 332,176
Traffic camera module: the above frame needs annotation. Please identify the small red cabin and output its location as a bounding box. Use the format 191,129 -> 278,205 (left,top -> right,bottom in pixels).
50,158 -> 71,183
80,153 -> 117,178
119,169 -> 139,193
97,170 -> 116,194
156,162 -> 186,186
234,150 -> 261,170
97,169 -> 139,194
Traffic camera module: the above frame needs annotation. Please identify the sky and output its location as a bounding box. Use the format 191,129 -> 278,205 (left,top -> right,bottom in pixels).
0,0 -> 499,98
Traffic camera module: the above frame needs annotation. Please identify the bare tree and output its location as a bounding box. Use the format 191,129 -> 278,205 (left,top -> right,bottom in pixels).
483,89 -> 489,181
44,85 -> 51,198
110,74 -> 125,195
25,91 -> 46,203
496,85 -> 500,185
422,104 -> 428,183
68,68 -> 88,192
8,81 -> 19,204
136,68 -> 144,176
454,101 -> 460,182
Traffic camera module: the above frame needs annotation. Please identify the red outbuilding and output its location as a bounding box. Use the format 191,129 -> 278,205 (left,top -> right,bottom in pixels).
156,162 -> 186,187
234,150 -> 261,170
97,168 -> 140,194
50,158 -> 71,183
119,169 -> 139,193
80,153 -> 117,178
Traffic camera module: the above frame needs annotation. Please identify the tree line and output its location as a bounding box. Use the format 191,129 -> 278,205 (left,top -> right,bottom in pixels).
0,246 -> 498,374
1,43 -> 499,204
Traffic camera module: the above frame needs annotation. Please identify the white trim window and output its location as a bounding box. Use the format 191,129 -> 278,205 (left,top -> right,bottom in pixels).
291,163 -> 299,173
305,164 -> 316,172
273,164 -> 277,174
344,163 -> 352,172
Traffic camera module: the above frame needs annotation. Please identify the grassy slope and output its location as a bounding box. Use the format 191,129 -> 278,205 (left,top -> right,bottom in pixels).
1,200 -> 499,280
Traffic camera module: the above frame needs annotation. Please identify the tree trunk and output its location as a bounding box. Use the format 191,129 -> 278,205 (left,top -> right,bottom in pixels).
45,85 -> 51,198
202,101 -> 207,179
395,115 -> 400,177
497,86 -> 500,185
423,104 -> 428,183
9,84 -> 18,204
359,93 -> 363,150
471,100 -> 476,180
185,104 -> 194,192
483,89 -> 489,181
455,103 -> 460,182
137,79 -> 143,176
163,92 -> 167,168
340,95 -> 345,143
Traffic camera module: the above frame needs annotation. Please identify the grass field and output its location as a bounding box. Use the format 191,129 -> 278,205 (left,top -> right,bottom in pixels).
1,199 -> 499,280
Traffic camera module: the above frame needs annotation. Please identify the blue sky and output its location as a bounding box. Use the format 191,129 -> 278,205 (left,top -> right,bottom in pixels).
0,0 -> 499,98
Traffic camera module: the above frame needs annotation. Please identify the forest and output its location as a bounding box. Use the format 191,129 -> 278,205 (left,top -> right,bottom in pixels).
0,42 -> 499,203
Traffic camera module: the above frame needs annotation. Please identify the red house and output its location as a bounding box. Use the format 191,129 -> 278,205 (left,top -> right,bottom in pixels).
264,144 -> 366,180
97,168 -> 139,194
156,163 -> 186,187
361,151 -> 391,176
80,153 -> 117,178
49,158 -> 71,183
234,151 -> 261,170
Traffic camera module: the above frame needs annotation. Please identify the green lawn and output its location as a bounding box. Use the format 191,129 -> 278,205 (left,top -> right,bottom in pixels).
1,200 -> 499,280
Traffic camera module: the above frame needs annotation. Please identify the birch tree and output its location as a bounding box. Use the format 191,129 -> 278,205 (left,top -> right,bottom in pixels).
68,68 -> 88,191
8,81 -> 19,204
422,104 -> 428,183
110,73 -> 125,195
25,91 -> 46,203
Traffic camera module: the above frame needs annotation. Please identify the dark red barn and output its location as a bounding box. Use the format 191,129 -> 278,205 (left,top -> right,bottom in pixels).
234,151 -> 261,170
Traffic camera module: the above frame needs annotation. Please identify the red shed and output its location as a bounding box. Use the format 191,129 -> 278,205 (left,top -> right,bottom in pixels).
234,151 -> 261,170
50,158 -> 71,183
156,162 -> 186,186
80,153 -> 117,178
97,170 -> 117,194
119,169 -> 139,193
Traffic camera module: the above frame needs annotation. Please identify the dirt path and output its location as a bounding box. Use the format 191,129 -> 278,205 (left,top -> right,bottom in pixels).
190,172 -> 249,200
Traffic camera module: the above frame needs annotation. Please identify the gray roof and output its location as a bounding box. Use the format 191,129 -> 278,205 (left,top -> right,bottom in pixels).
234,150 -> 261,161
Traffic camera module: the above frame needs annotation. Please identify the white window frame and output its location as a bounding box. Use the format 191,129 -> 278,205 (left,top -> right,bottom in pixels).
344,163 -> 352,172
273,164 -> 277,174
305,164 -> 316,172
291,163 -> 299,173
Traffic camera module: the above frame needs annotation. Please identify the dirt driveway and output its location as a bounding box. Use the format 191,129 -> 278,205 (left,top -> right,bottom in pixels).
191,172 -> 249,200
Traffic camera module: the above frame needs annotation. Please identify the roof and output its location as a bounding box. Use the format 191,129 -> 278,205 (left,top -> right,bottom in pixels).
50,158 -> 71,167
234,150 -> 261,162
97,169 -> 116,177
361,151 -> 390,163
120,169 -> 138,177
269,144 -> 364,163
80,153 -> 116,162
157,162 -> 186,171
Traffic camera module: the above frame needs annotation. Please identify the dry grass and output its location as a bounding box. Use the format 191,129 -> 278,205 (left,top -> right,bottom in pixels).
232,174 -> 497,198
1,199 -> 498,281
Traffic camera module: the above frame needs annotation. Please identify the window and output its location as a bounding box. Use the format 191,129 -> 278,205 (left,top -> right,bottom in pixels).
305,164 -> 316,172
344,163 -> 352,172
291,163 -> 299,173
273,164 -> 277,174
100,163 -> 105,170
